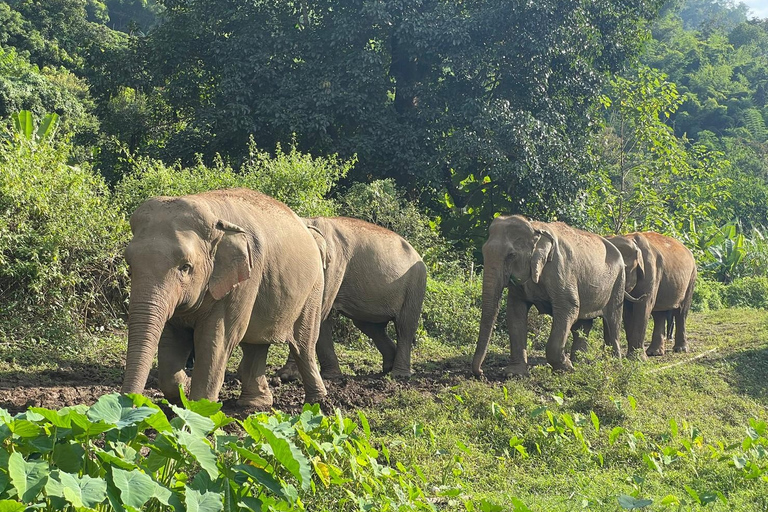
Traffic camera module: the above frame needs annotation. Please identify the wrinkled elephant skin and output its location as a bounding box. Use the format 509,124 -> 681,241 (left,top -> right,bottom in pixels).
121,188 -> 327,408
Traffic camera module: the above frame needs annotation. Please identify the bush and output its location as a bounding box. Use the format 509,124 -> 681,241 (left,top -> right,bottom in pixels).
421,269 -> 482,347
721,276 -> 768,309
692,278 -> 725,311
0,131 -> 128,330
338,179 -> 448,266
115,140 -> 354,218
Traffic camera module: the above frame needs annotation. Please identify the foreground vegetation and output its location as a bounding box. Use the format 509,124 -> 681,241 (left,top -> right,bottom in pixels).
2,309 -> 767,510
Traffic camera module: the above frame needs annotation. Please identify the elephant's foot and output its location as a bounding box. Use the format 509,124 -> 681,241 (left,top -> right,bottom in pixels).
304,390 -> 328,405
277,362 -> 301,382
236,393 -> 274,410
549,359 -> 574,373
503,362 -> 530,378
672,344 -> 689,353
159,377 -> 190,405
646,346 -> 665,357
626,348 -> 648,361
390,368 -> 412,379
320,369 -> 345,380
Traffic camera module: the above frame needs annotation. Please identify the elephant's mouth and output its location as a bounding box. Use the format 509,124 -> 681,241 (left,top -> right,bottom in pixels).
509,274 -> 530,287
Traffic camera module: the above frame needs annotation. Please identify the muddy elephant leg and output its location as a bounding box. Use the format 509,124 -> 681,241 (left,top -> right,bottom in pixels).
237,343 -> 273,408
289,282 -> 328,403
627,298 -> 653,360
190,306 -> 249,402
352,319 -> 396,375
546,306 -> 578,372
570,319 -> 593,361
672,309 -> 689,353
316,315 -> 345,378
646,311 -> 668,356
503,298 -> 531,377
157,325 -> 193,403
391,313 -> 419,379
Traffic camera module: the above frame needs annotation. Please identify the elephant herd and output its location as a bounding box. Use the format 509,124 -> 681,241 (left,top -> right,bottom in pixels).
120,189 -> 696,408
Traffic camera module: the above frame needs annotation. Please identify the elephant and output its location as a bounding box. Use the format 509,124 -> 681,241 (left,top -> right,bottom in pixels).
607,232 -> 697,356
277,216 -> 427,380
121,188 -> 327,408
472,215 -> 627,378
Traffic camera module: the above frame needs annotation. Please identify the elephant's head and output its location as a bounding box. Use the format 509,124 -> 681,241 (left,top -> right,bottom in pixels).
472,215 -> 557,376
607,235 -> 645,294
121,196 -> 253,395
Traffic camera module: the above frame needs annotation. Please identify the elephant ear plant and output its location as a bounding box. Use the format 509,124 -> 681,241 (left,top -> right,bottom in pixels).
122,188 -> 328,408
472,215 -> 627,378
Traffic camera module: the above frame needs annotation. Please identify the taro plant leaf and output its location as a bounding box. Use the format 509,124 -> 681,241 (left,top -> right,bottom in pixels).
29,408 -> 72,428
52,441 -> 86,473
8,419 -> 42,438
70,411 -> 117,437
176,431 -> 219,479
7,452 -> 49,503
0,469 -> 8,495
112,468 -> 157,510
185,487 -> 224,512
60,472 -> 107,509
170,405 -> 215,437
179,389 -> 222,418
0,501 -> 26,512
256,423 -> 312,490
234,464 -> 284,497
87,394 -> 156,429
510,497 -> 532,512
618,494 -> 653,509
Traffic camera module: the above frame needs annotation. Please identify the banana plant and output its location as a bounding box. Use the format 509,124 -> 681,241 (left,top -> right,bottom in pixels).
11,110 -> 59,142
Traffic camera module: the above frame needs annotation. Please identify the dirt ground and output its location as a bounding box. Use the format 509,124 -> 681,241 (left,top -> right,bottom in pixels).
0,353 -> 522,416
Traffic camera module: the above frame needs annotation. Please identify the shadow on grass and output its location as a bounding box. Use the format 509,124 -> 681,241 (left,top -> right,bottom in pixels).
719,346 -> 768,402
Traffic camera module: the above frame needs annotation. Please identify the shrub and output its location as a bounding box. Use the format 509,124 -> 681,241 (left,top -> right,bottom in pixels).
421,268 -> 482,347
338,179 -> 448,266
0,129 -> 128,330
721,276 -> 768,309
115,140 -> 354,218
692,278 -> 725,311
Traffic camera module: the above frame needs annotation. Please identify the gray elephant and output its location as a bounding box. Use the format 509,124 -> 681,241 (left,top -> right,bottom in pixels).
121,188 -> 327,407
472,216 -> 626,377
607,232 -> 697,356
277,216 -> 427,379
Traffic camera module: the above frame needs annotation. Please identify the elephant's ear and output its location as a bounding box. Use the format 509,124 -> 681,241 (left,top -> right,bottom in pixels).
306,225 -> 330,270
530,229 -> 557,284
633,240 -> 645,280
209,220 -> 253,300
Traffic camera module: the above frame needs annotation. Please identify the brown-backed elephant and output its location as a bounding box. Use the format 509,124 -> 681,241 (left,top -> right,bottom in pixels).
121,188 -> 327,407
607,232 -> 697,356
278,217 -> 427,379
472,216 -> 626,377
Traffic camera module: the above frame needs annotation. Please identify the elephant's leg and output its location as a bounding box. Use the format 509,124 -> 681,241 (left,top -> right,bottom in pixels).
352,319 -> 397,375
316,315 -> 345,379
289,282 -> 328,403
189,312 -> 248,402
545,306 -> 578,372
157,325 -> 193,403
672,309 -> 689,353
603,284 -> 624,359
237,343 -> 273,408
570,319 -> 593,361
503,299 -> 531,377
627,298 -> 653,360
646,311 -> 668,356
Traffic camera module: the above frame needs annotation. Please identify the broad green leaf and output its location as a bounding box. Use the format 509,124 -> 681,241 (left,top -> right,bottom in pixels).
7,452 -> 49,503
8,419 -> 42,438
179,389 -> 222,418
88,394 -> 156,429
609,427 -> 625,445
170,405 -> 215,437
176,431 -> 219,479
617,495 -> 653,509
112,468 -> 157,510
357,411 -> 371,439
590,411 -> 600,433
95,449 -> 137,471
234,465 -> 283,497
60,472 -> 107,509
52,441 -> 86,473
29,407 -> 72,428
36,113 -> 58,140
257,424 -> 312,489
0,501 -> 25,512
185,488 -> 223,512
70,411 -> 116,437
510,497 -> 532,512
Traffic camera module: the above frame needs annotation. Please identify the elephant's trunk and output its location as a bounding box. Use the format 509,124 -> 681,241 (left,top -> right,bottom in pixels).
121,290 -> 175,395
472,262 -> 506,377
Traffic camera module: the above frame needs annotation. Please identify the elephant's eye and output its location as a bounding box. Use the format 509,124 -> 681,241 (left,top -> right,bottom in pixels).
179,263 -> 193,274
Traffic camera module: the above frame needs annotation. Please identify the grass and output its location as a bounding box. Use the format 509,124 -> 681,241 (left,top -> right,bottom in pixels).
1,309 -> 767,510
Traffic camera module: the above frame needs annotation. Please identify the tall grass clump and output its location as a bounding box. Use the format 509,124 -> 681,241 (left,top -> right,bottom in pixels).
0,126 -> 129,338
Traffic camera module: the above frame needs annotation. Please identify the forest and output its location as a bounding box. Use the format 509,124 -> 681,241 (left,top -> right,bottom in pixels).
1,0 -> 768,510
